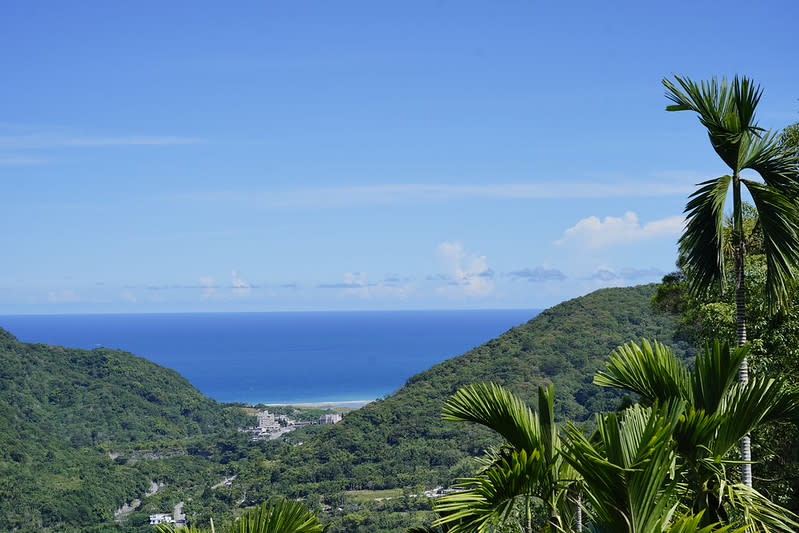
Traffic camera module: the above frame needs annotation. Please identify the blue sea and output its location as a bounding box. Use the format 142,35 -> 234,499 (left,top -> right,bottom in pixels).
0,310 -> 537,405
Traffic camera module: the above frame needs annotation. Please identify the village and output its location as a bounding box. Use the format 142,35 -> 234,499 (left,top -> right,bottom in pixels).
145,409 -> 345,527
243,409 -> 344,440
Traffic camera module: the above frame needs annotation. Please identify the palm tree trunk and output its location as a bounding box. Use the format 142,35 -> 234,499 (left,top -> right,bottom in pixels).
575,492 -> 583,532
733,177 -> 753,488
525,493 -> 532,533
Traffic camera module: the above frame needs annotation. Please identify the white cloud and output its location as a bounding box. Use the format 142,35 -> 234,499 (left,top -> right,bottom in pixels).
120,290 -> 137,303
47,289 -> 80,303
435,242 -> 494,297
555,212 -> 685,249
318,272 -> 412,300
0,155 -> 45,165
231,270 -> 252,296
180,181 -> 694,209
200,276 -> 217,300
0,135 -> 203,149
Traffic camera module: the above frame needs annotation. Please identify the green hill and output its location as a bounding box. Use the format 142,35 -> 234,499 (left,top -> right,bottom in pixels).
0,329 -> 249,532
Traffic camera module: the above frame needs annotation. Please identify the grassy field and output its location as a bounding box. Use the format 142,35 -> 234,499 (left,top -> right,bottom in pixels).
344,488 -> 404,502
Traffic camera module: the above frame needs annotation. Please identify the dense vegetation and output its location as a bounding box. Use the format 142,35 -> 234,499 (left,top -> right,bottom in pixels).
429,341 -> 798,532
0,329 -> 252,532
0,284 -> 688,532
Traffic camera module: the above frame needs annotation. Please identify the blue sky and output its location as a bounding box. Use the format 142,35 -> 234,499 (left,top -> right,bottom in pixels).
2,1 -> 798,314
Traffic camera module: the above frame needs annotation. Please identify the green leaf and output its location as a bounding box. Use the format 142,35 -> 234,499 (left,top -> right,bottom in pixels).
594,338 -> 691,403
678,175 -> 732,298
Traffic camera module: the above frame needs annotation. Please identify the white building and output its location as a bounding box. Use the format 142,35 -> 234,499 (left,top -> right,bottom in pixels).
319,413 -> 342,424
149,513 -> 175,525
257,410 -> 281,431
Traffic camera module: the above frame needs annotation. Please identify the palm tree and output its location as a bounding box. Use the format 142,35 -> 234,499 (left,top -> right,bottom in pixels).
594,338 -> 799,531
562,400 -> 726,532
663,75 -> 799,486
432,383 -> 579,532
563,399 -> 753,533
430,381 -> 746,532
155,498 -> 326,533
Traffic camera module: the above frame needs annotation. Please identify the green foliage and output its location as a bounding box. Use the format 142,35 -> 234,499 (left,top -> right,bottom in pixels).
427,380 -> 756,533
433,384 -> 572,532
156,499 -> 325,533
653,223 -> 799,511
595,339 -> 799,531
0,329 -> 251,532
664,75 -> 799,313
425,338 -> 799,533
782,122 -> 799,148
563,402 -> 688,532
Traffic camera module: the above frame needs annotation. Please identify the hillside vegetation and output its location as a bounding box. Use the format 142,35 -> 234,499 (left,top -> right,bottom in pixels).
0,329 -> 250,532
0,284 -> 687,532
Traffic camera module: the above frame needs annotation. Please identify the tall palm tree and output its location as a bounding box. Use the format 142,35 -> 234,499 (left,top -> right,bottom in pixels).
663,75 -> 799,486
594,338 -> 799,531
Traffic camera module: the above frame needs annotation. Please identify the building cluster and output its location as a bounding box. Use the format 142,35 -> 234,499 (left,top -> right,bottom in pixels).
242,409 -> 344,441
149,502 -> 185,527
319,413 -> 342,424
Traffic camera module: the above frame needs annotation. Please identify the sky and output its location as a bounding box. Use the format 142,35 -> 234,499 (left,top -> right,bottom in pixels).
1,1 -> 798,314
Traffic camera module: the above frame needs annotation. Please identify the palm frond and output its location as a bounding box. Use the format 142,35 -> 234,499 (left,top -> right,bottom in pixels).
594,339 -> 691,403
741,179 -> 799,310
731,75 -> 764,139
672,407 -> 721,461
666,74 -> 799,309
663,76 -> 759,170
433,448 -> 547,532
723,483 -> 799,532
714,376 -> 798,456
228,499 -> 325,533
561,402 -> 685,532
741,129 -> 799,191
665,511 -> 746,533
678,175 -> 732,297
538,383 -> 558,464
691,341 -> 748,414
442,383 -> 541,453
437,383 -> 571,532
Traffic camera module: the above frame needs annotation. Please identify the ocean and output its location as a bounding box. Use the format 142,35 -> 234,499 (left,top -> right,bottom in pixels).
0,310 -> 537,404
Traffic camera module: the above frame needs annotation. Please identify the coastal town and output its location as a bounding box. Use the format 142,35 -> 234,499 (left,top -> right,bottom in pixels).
243,409 -> 343,440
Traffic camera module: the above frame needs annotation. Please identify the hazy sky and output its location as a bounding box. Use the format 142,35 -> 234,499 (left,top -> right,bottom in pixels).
2,1 -> 798,314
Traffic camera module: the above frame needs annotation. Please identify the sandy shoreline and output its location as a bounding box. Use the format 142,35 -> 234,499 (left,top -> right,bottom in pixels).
263,399 -> 375,408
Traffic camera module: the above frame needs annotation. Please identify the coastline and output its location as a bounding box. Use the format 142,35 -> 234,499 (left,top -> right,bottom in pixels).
264,399 -> 375,408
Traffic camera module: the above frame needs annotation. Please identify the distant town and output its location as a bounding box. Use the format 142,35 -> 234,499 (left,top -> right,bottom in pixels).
242,409 -> 344,441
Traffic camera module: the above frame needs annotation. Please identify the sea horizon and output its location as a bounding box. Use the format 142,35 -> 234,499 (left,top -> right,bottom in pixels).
0,306 -> 538,317
0,309 -> 539,404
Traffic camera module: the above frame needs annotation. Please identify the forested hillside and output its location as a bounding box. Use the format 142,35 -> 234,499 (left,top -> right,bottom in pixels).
0,329 -> 250,531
